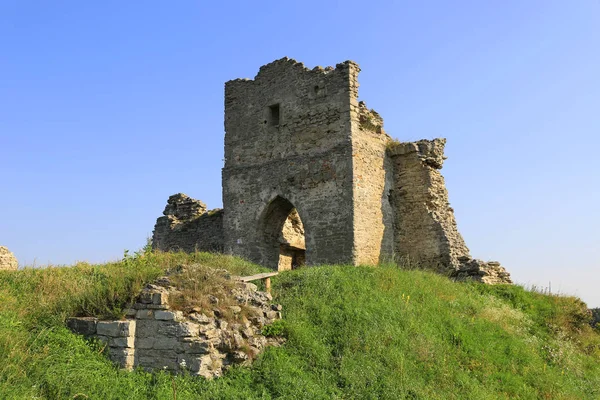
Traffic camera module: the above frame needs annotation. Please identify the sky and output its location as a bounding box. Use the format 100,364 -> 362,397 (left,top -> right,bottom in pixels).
1,1 -> 598,306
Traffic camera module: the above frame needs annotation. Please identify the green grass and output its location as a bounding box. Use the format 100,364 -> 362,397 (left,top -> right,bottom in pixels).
1,250 -> 599,399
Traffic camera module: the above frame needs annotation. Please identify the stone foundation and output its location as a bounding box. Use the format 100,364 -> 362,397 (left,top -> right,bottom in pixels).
68,273 -> 283,378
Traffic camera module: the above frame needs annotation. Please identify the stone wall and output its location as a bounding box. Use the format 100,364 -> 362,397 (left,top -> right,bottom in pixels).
350,99 -> 395,265
388,139 -> 470,270
0,246 -> 18,271
68,273 -> 283,378
152,193 -> 224,253
222,58 -> 357,268
387,139 -> 511,283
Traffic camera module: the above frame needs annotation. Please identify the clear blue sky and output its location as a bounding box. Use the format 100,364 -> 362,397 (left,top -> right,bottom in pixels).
1,1 -> 598,306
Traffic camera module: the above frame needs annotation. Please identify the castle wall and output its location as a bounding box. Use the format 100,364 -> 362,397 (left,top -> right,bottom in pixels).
222,58 -> 357,268
67,272 -> 283,378
150,58 -> 511,283
388,139 -> 470,270
152,194 -> 224,253
350,98 -> 395,265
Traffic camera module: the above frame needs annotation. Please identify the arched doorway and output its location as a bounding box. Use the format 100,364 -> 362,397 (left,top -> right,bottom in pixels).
261,196 -> 306,271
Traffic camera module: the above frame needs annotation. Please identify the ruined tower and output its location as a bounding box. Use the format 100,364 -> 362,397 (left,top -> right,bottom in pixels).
152,58 -> 511,284
222,58 -> 392,268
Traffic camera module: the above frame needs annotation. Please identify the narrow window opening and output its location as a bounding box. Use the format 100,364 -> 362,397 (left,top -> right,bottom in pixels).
313,84 -> 326,98
269,104 -> 280,126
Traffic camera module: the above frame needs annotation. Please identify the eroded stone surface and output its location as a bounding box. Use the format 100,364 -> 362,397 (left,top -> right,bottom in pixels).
68,271 -> 284,378
0,246 -> 18,271
387,139 -> 470,271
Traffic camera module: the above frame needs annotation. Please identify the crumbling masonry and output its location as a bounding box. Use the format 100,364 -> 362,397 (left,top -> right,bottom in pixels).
0,246 -> 18,271
152,58 -> 511,284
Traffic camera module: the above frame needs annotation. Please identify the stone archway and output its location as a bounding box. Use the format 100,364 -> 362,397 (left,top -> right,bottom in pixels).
260,196 -> 306,271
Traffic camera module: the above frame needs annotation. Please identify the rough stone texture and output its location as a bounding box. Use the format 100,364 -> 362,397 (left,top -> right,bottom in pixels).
451,258 -> 513,284
0,246 -> 18,271
150,58 -> 511,284
152,193 -> 224,253
68,274 -> 283,378
222,58 -> 357,270
351,99 -> 395,265
387,139 -> 470,270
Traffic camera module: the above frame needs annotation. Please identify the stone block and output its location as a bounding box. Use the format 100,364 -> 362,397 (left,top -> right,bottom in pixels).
110,336 -> 135,348
136,349 -> 179,370
177,322 -> 200,337
135,337 -> 155,349
152,292 -> 169,305
135,320 -> 159,336
157,321 -> 179,337
136,309 -> 154,319
178,354 -> 213,376
66,317 -> 98,336
231,350 -> 248,362
154,310 -> 183,321
241,327 -> 254,339
202,328 -> 221,340
97,320 -> 136,337
189,313 -> 212,324
138,291 -> 153,304
134,303 -> 168,310
153,337 -> 181,351
124,308 -> 137,318
264,310 -> 280,320
181,338 -> 211,354
107,347 -> 135,370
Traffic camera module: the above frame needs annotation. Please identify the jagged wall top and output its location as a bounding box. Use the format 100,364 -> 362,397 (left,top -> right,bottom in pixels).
226,57 -> 360,85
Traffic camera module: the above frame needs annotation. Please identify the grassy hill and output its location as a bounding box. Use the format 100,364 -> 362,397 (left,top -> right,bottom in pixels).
1,250 -> 599,399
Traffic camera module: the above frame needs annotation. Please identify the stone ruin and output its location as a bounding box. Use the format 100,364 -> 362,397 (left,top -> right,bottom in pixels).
0,246 -> 18,271
152,58 -> 511,284
68,266 -> 284,378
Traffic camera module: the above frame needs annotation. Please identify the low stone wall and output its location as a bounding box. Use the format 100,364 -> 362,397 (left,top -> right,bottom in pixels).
0,246 -> 18,271
152,193 -> 224,253
68,276 -> 283,378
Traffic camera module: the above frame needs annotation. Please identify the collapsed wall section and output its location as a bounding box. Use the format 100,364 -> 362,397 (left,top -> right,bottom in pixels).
67,270 -> 284,379
388,139 -> 469,270
152,193 -> 224,253
388,139 -> 512,283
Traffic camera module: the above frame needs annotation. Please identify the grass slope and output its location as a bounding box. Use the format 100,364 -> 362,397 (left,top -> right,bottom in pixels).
0,251 -> 598,399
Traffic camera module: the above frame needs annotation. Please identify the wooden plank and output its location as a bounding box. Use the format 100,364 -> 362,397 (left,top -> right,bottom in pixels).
239,271 -> 279,282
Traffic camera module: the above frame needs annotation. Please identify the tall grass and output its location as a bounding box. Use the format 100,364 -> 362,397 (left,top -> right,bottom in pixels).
0,252 -> 598,399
